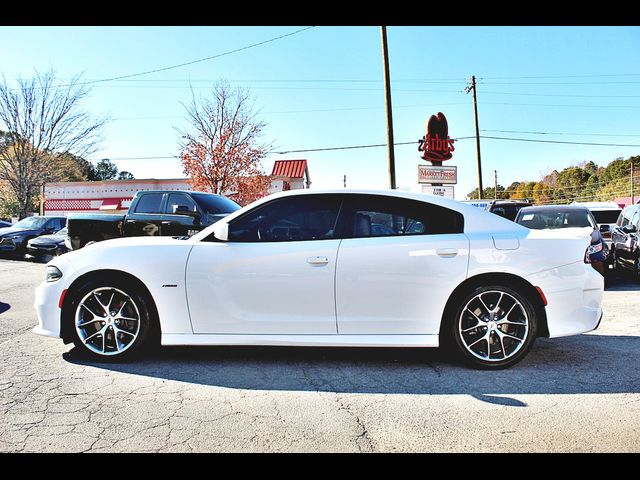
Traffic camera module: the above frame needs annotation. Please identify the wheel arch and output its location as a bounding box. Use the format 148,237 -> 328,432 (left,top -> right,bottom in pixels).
439,272 -> 549,339
60,269 -> 160,344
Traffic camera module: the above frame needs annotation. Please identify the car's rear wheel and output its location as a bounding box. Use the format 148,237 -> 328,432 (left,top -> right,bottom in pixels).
68,279 -> 154,361
448,285 -> 538,369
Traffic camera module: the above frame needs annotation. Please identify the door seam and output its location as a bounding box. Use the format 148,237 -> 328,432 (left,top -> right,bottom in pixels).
334,238 -> 343,334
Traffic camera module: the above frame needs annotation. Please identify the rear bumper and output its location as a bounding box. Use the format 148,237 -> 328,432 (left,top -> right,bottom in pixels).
527,261 -> 604,338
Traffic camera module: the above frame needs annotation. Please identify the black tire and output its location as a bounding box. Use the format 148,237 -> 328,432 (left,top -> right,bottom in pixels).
65,276 -> 155,362
446,285 -> 538,369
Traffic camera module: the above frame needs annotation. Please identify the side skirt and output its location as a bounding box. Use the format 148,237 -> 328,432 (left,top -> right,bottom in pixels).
161,334 -> 439,348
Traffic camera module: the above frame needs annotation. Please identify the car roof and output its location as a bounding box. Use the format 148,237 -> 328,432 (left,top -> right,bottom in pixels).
518,204 -> 589,213
195,188 -> 529,236
573,201 -> 621,210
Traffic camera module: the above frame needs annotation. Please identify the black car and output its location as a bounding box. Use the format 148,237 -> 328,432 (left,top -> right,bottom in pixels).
610,203 -> 640,279
486,199 -> 533,222
514,204 -> 608,275
26,227 -> 69,260
0,216 -> 67,253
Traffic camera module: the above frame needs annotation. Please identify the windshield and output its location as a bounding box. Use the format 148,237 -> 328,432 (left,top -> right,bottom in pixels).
591,210 -> 621,224
517,209 -> 595,229
192,193 -> 241,215
12,217 -> 47,229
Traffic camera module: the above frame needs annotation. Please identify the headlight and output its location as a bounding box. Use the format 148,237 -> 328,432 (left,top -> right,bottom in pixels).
588,243 -> 603,254
45,265 -> 63,282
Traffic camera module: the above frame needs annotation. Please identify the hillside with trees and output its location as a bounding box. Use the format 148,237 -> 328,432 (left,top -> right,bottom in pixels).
467,155 -> 640,204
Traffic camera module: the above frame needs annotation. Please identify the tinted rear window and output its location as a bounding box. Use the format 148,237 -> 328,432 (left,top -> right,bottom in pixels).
591,210 -> 622,224
192,193 -> 241,215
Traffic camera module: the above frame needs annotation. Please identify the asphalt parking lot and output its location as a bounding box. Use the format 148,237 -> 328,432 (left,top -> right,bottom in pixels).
1,256 -> 639,453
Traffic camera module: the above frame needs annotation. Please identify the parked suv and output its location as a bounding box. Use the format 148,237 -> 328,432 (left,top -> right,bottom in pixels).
610,203 -> 640,279
573,201 -> 622,250
486,199 -> 534,222
0,216 -> 67,253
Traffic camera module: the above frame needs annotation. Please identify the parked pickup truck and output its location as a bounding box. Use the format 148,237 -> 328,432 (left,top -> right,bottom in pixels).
67,190 -> 241,250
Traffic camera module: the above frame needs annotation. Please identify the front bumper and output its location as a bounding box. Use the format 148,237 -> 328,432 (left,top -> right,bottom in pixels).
33,279 -> 66,339
27,243 -> 65,256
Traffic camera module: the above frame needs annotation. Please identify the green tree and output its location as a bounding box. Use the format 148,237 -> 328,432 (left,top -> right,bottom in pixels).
91,159 -> 119,180
117,171 -> 134,180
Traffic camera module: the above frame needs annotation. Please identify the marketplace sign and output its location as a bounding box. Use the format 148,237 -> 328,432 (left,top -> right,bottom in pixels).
418,165 -> 457,184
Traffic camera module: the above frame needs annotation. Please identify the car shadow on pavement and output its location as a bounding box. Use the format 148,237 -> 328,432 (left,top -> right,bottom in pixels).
605,272 -> 640,291
0,301 -> 10,314
63,333 -> 640,400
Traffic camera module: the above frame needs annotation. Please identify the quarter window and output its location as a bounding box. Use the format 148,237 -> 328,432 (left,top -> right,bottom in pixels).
228,195 -> 343,242
134,193 -> 164,214
349,195 -> 463,238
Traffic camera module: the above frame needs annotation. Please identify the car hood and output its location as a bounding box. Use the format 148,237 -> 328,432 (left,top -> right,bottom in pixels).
525,226 -> 593,239
82,235 -> 196,250
0,227 -> 38,237
29,233 -> 66,244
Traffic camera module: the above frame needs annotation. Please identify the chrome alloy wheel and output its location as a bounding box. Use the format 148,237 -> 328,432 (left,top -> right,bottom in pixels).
458,290 -> 529,362
75,287 -> 141,356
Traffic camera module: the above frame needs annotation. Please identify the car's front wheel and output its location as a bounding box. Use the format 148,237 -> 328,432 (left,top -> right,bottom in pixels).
447,285 -> 538,369
67,278 -> 154,361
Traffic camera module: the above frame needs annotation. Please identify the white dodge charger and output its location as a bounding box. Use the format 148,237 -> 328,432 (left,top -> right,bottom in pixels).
33,189 -> 604,368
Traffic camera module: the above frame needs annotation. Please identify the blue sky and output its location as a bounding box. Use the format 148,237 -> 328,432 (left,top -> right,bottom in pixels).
1,25 -> 640,199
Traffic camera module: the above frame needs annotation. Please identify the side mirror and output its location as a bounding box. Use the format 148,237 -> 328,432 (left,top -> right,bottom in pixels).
173,205 -> 201,219
622,224 -> 638,234
212,221 -> 229,241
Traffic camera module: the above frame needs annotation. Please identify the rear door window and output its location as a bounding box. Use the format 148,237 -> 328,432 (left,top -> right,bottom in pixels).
134,193 -> 164,214
347,195 -> 463,238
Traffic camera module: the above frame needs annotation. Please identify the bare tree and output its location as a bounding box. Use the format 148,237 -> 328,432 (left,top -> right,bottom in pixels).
0,70 -> 108,218
177,81 -> 272,199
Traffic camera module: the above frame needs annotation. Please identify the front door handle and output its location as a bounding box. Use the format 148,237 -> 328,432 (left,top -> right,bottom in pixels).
307,256 -> 329,265
436,248 -> 458,258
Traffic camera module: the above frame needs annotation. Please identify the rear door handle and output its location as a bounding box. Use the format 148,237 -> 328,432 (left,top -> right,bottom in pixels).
307,256 -> 329,265
436,248 -> 458,257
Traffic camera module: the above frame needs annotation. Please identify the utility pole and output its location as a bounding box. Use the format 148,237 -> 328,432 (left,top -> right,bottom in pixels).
632,162 -> 635,204
494,170 -> 498,200
380,26 -> 396,189
466,76 -> 483,198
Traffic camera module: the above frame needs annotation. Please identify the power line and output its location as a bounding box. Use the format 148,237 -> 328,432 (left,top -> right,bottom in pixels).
92,134 -> 640,161
481,101 -> 640,109
482,129 -> 640,138
79,26 -> 317,87
481,73 -> 640,80
8,27 -> 317,91
480,135 -> 640,147
481,90 -> 640,98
